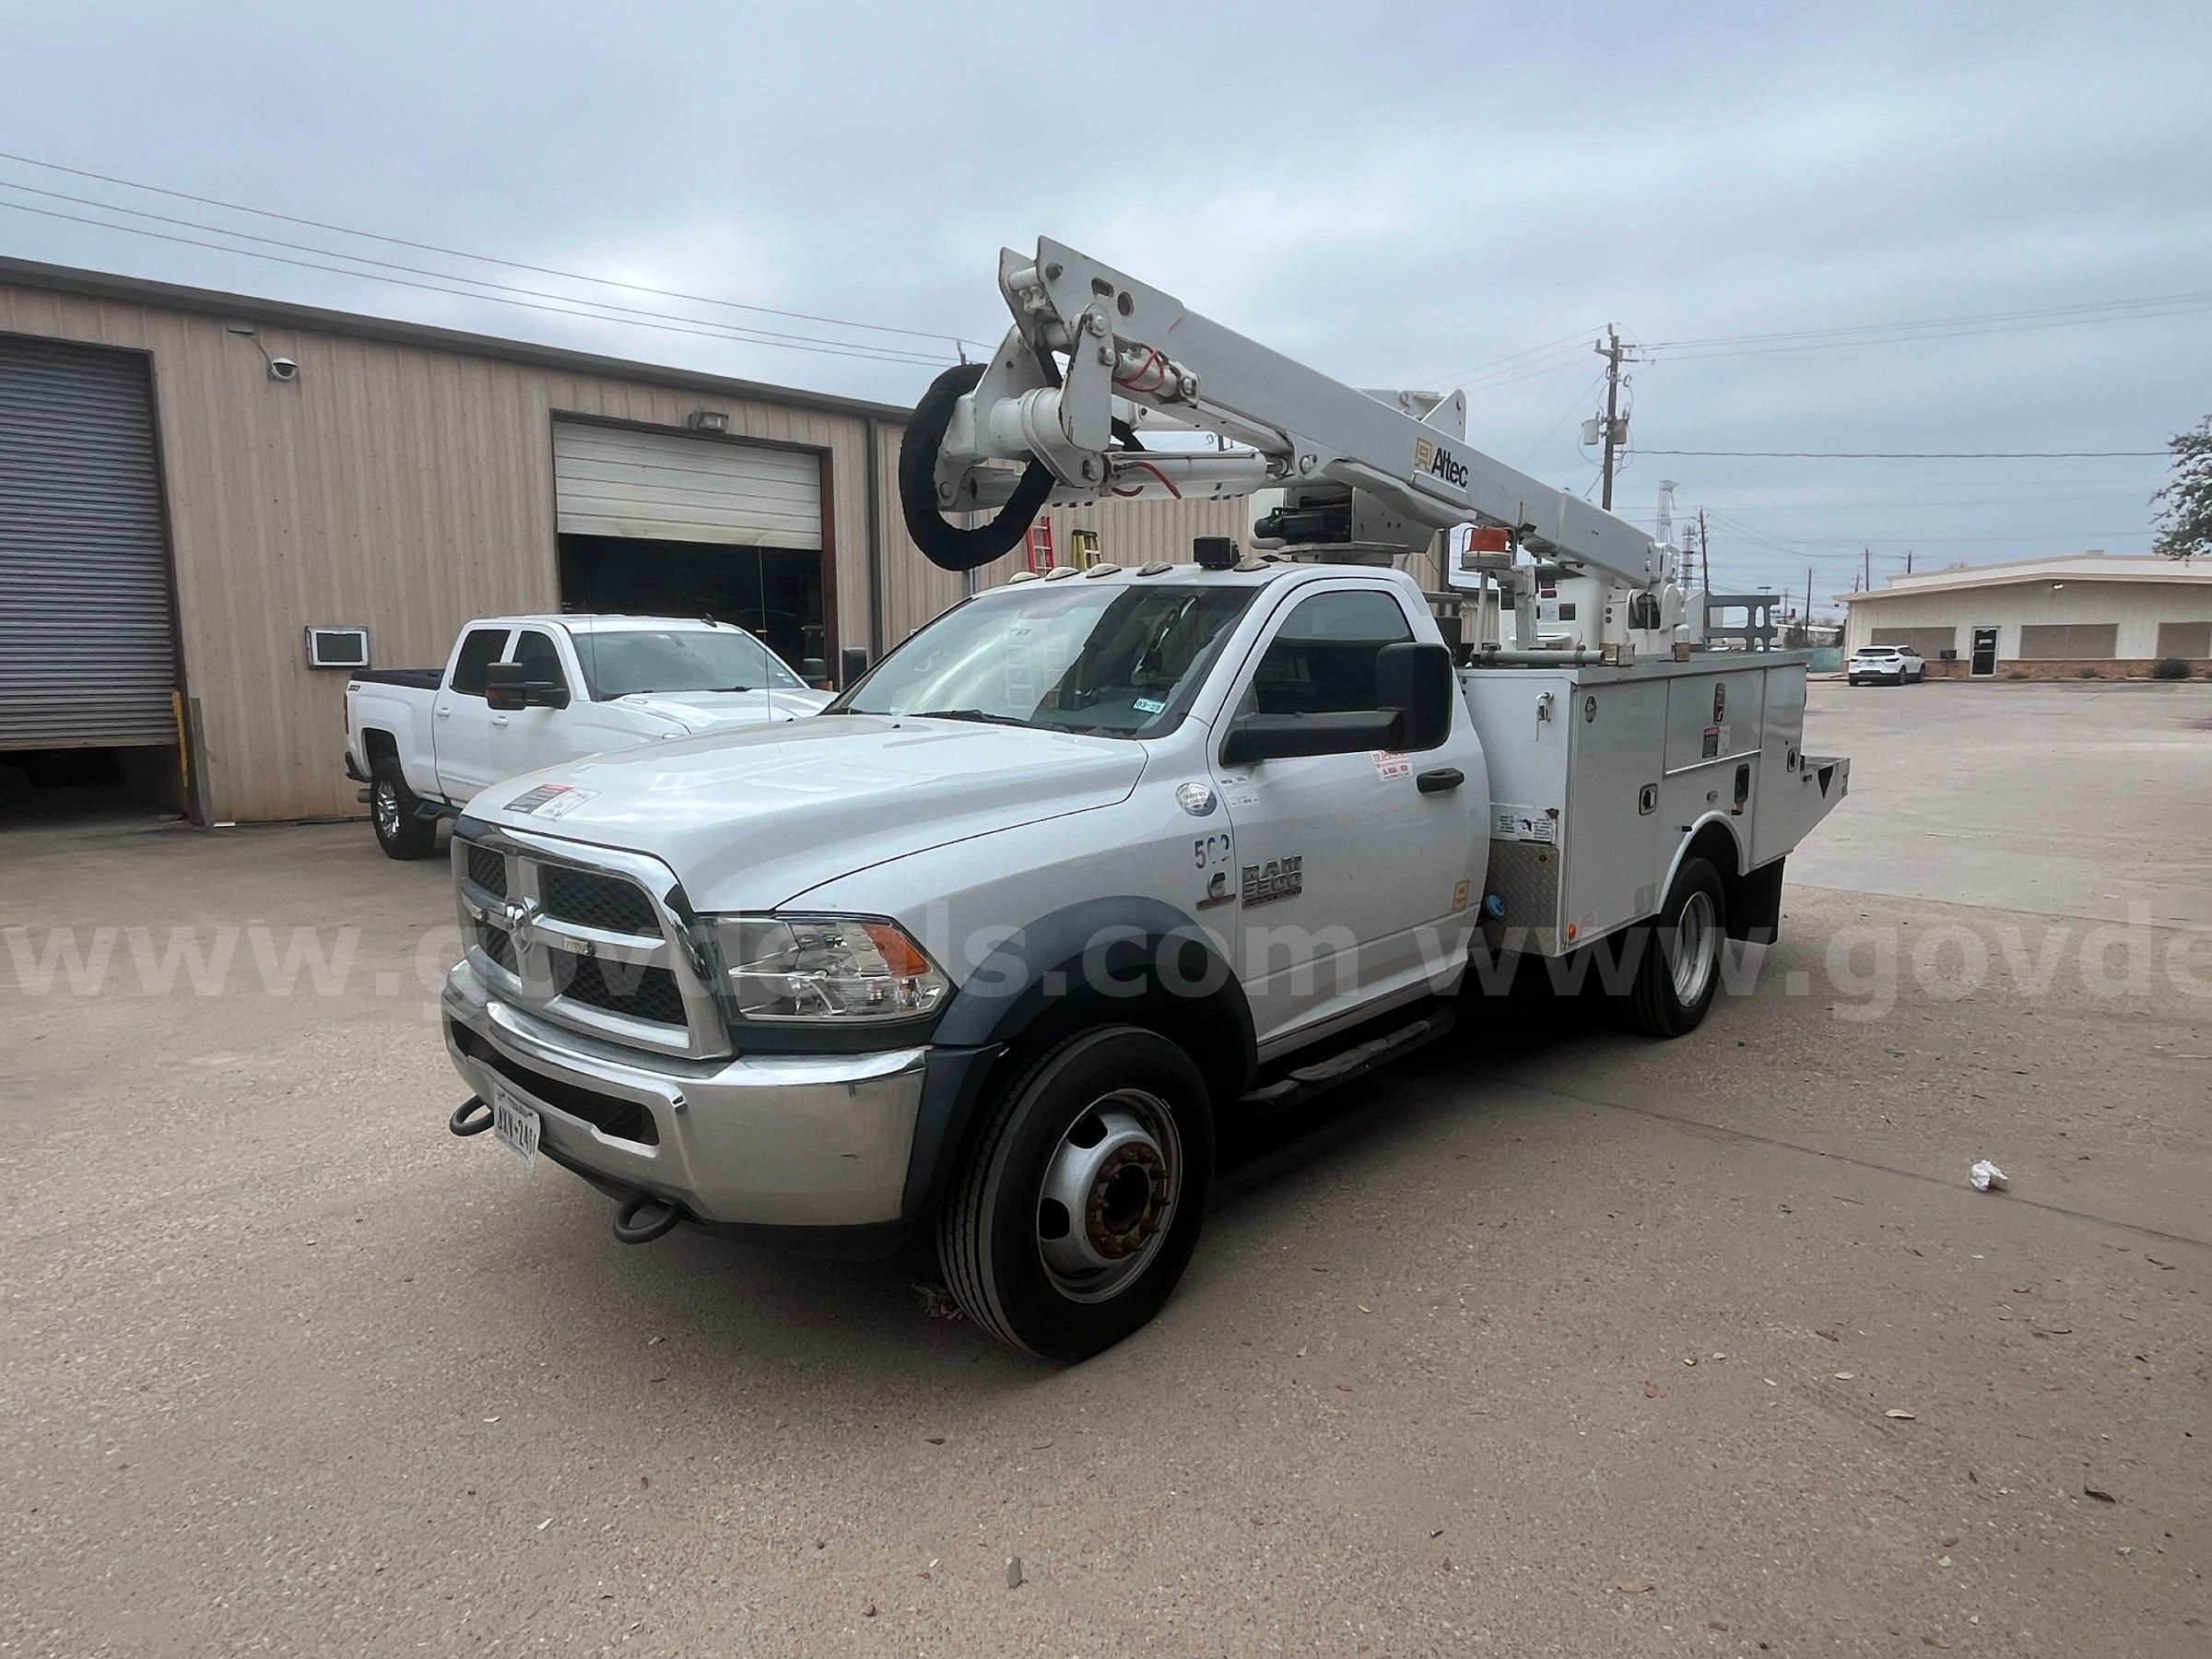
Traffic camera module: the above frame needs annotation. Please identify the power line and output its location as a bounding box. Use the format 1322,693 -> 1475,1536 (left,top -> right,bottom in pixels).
1635,448 -> 2165,459
1460,353 -> 1600,398
0,182 -> 960,365
1418,325 -> 1603,393
1643,289 -> 2212,351
1691,491 -> 2154,512
0,200 -> 954,368
1516,371 -> 1609,466
0,148 -> 989,349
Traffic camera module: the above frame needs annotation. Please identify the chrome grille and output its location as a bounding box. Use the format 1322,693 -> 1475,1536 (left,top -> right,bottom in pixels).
539,864 -> 658,936
465,844 -> 508,899
549,952 -> 688,1026
476,919 -> 517,974
453,828 -> 723,1058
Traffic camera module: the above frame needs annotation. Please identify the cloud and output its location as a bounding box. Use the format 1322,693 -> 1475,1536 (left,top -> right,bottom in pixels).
4,0 -> 2207,594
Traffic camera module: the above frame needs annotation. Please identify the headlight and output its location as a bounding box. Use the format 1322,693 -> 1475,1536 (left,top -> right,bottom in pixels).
704,914 -> 949,1023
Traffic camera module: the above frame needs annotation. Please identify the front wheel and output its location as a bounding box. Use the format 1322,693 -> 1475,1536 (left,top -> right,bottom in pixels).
1619,857 -> 1727,1038
936,1026 -> 1214,1362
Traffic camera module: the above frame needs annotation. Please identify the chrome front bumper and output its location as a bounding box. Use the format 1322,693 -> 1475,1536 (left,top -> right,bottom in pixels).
441,960 -> 927,1228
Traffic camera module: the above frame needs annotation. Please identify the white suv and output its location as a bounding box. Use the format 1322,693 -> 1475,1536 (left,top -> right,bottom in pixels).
1847,644 -> 1926,686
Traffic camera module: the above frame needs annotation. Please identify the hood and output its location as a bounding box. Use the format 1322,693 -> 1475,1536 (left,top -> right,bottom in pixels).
465,713 -> 1146,910
613,688 -> 833,730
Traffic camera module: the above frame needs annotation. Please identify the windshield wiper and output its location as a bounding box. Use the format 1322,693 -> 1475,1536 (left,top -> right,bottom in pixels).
711,685 -> 753,693
912,708 -> 1032,728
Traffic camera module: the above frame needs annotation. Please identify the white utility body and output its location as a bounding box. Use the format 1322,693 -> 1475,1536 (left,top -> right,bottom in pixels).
344,614 -> 830,858
435,240 -> 1848,1361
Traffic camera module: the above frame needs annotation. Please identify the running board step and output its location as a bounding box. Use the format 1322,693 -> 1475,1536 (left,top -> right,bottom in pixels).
1237,1007 -> 1456,1115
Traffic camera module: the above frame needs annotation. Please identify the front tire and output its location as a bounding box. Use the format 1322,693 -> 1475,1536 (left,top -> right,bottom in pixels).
370,759 -> 439,860
1619,857 -> 1727,1038
937,1026 -> 1214,1362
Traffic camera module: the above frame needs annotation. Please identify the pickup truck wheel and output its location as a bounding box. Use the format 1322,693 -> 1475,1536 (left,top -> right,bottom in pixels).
1621,856 -> 1726,1038
370,760 -> 439,860
937,1026 -> 1214,1362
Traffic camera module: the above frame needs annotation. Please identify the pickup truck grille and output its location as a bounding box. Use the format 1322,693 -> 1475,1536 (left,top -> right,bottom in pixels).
476,919 -> 518,974
549,953 -> 688,1026
465,844 -> 509,899
539,865 -> 658,936
452,829 -> 722,1059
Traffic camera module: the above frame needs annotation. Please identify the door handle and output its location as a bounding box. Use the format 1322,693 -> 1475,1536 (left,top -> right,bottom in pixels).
434,706 -> 453,720
491,714 -> 511,728
1417,767 -> 1465,794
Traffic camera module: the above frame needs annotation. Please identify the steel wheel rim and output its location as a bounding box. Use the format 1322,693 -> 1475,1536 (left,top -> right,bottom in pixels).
373,780 -> 401,840
1036,1088 -> 1182,1303
1669,889 -> 1718,1006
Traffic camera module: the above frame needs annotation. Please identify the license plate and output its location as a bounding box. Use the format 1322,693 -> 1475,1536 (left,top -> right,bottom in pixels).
491,1083 -> 541,1165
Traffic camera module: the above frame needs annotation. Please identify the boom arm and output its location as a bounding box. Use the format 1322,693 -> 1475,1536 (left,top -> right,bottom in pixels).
911,237 -> 1662,591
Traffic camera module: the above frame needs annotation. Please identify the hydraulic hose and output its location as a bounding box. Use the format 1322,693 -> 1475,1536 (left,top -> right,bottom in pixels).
899,362 -> 1055,572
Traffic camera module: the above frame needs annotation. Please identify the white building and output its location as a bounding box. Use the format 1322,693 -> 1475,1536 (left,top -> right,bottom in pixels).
1838,552 -> 2212,677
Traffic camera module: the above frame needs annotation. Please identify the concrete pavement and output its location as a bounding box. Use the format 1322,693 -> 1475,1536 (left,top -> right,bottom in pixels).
3,685 -> 2207,1656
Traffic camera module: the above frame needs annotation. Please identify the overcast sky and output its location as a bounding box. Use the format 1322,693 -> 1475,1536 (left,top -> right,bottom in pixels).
7,1 -> 2208,608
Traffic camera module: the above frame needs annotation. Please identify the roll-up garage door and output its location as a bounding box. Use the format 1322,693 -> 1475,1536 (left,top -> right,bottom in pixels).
0,336 -> 179,748
551,421 -> 821,549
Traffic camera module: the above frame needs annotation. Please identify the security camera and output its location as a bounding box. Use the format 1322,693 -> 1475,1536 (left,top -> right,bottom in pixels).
267,357 -> 299,382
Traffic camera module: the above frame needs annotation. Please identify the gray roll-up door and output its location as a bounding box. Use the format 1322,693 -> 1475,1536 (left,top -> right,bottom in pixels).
0,336 -> 179,748
553,420 -> 822,548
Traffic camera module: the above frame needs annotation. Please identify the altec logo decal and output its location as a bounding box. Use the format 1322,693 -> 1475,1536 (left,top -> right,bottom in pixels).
1414,436 -> 1470,489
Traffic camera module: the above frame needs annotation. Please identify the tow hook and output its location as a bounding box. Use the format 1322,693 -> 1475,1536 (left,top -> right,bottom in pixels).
612,1191 -> 684,1245
449,1096 -> 494,1136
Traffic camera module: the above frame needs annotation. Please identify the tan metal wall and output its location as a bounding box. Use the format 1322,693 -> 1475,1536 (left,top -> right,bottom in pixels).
0,277 -> 1322,821
0,283 -> 888,821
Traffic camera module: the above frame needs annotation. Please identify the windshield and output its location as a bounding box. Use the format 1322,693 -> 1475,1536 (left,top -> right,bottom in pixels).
574,629 -> 804,699
831,582 -> 1257,736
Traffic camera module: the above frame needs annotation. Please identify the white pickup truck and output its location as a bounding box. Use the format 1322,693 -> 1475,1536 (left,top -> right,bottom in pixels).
434,240 -> 1849,1360
344,615 -> 830,858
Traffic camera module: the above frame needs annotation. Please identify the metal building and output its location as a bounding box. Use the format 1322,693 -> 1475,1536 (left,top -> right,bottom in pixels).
0,256 -> 1245,823
1839,553 -> 2212,678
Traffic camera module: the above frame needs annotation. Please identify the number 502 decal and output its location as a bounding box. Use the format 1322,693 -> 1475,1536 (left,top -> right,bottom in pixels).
1193,833 -> 1231,869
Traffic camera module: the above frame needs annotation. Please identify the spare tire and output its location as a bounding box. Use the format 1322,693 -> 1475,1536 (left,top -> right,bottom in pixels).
899,362 -> 1056,572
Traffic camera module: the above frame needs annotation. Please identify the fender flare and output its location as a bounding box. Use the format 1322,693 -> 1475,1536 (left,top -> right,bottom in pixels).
931,895 -> 1256,1064
900,897 -> 1257,1221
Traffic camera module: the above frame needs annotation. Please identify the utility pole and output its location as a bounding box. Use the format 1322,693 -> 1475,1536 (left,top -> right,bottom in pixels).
1905,547 -> 1914,574
1596,325 -> 1626,511
1698,506 -> 1711,598
1863,547 -> 1872,592
1806,567 -> 1814,626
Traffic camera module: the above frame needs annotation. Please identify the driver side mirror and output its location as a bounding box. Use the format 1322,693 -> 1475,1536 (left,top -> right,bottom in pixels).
485,660 -> 571,711
1217,640 -> 1454,767
1375,641 -> 1454,750
1220,708 -> 1404,766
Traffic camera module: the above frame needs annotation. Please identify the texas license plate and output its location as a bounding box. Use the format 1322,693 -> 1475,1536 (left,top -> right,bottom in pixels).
491,1084 -> 541,1165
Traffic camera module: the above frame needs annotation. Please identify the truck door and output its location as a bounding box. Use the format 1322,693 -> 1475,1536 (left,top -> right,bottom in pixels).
1212,584 -> 1484,1055
432,625 -> 514,801
492,628 -> 588,780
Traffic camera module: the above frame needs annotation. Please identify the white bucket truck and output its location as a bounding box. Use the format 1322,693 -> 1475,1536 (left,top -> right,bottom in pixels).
437,240 -> 1847,1359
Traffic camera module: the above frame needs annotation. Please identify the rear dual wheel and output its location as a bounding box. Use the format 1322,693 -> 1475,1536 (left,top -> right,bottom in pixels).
1618,856 -> 1726,1038
936,1027 -> 1214,1362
